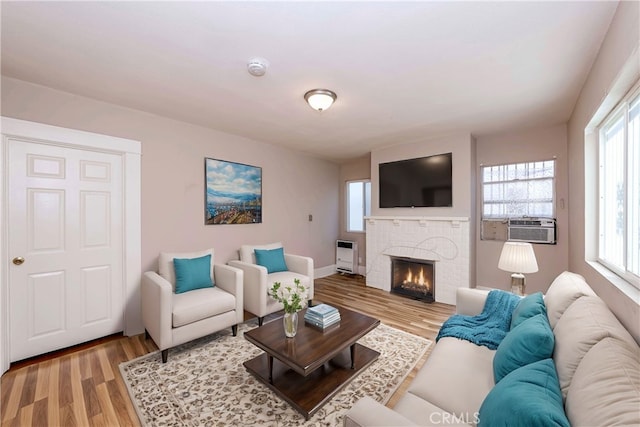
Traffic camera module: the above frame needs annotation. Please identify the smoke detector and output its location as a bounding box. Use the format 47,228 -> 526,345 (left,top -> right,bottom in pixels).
247,58 -> 268,77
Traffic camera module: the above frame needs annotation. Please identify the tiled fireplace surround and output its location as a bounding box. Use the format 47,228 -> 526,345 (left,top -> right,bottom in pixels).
365,216 -> 470,305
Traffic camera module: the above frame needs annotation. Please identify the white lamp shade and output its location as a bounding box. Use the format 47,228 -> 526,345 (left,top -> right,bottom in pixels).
498,242 -> 539,274
304,89 -> 336,111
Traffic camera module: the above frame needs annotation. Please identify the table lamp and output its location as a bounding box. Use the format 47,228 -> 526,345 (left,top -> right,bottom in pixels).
498,242 -> 538,295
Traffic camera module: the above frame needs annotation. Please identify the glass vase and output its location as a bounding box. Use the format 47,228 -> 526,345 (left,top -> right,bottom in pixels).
283,312 -> 298,338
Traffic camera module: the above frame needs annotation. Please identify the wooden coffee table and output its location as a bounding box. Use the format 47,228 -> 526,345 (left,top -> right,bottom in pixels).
243,305 -> 380,420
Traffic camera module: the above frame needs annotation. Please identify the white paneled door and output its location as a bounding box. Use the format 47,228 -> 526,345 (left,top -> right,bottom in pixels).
8,139 -> 124,361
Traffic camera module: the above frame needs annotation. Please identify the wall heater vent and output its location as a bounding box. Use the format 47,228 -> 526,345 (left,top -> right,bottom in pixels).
336,240 -> 358,274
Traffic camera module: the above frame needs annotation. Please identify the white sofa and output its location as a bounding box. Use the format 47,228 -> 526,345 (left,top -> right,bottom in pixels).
344,271 -> 640,426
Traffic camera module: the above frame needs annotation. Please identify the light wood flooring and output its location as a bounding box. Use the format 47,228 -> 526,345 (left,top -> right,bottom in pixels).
1,274 -> 455,426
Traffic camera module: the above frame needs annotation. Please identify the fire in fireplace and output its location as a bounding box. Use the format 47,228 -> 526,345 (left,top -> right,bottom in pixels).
390,256 -> 435,302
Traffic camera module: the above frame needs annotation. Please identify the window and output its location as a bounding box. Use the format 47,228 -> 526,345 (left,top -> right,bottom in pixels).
598,89 -> 640,286
347,180 -> 371,232
481,160 -> 555,219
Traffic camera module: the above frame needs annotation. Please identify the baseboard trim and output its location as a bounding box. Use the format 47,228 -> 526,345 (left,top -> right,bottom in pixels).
315,265 -> 337,278
315,264 -> 367,279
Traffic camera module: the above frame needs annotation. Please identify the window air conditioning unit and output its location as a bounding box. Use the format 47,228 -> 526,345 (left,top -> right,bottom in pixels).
336,240 -> 358,274
507,218 -> 556,244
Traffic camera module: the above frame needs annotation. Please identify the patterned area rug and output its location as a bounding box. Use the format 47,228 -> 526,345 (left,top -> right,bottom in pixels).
119,321 -> 431,426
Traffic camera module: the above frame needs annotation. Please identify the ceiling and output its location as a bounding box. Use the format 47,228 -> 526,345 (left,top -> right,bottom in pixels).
1,1 -> 618,163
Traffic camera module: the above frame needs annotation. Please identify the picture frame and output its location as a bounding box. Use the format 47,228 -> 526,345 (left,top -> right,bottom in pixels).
205,158 -> 262,225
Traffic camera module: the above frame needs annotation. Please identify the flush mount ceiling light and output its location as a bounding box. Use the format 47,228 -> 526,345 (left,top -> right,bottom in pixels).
304,89 -> 337,111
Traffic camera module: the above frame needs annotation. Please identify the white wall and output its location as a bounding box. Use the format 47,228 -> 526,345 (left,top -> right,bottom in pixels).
1,77 -> 340,275
338,154 -> 370,269
370,133 -> 476,218
475,124 -> 569,294
567,1 -> 640,342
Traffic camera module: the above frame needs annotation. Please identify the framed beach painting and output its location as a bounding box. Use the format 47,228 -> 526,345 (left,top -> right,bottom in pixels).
205,158 -> 262,225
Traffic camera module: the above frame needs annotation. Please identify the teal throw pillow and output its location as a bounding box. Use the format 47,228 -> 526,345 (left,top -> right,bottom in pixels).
173,254 -> 214,294
494,313 -> 554,383
511,292 -> 547,329
254,247 -> 288,273
479,359 -> 570,427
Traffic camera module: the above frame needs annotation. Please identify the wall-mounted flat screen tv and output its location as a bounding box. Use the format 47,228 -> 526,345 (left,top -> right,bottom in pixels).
379,152 -> 453,208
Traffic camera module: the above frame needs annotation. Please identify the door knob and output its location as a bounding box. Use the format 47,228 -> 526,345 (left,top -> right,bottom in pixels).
12,257 -> 25,265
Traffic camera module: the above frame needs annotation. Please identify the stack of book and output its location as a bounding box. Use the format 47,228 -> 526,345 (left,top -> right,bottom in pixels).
304,303 -> 340,329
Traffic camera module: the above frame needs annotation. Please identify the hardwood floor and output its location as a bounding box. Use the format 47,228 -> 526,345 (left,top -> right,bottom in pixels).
314,274 -> 455,408
0,274 -> 455,426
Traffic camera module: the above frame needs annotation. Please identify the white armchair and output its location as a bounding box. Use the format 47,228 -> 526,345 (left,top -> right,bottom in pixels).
228,242 -> 313,326
141,249 -> 243,362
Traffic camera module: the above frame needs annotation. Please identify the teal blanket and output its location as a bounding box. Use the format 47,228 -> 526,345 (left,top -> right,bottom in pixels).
436,290 -> 521,350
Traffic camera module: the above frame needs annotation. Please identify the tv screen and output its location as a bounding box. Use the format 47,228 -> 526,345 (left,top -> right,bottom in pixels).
379,153 -> 453,208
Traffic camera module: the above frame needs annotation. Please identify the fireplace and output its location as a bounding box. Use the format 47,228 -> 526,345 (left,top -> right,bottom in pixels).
390,257 -> 435,302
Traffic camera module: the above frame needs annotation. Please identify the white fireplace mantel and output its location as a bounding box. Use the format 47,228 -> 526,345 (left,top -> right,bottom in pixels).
365,216 -> 471,305
365,216 -> 469,222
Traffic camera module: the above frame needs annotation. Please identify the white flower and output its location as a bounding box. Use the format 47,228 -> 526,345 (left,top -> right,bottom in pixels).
269,278 -> 308,314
